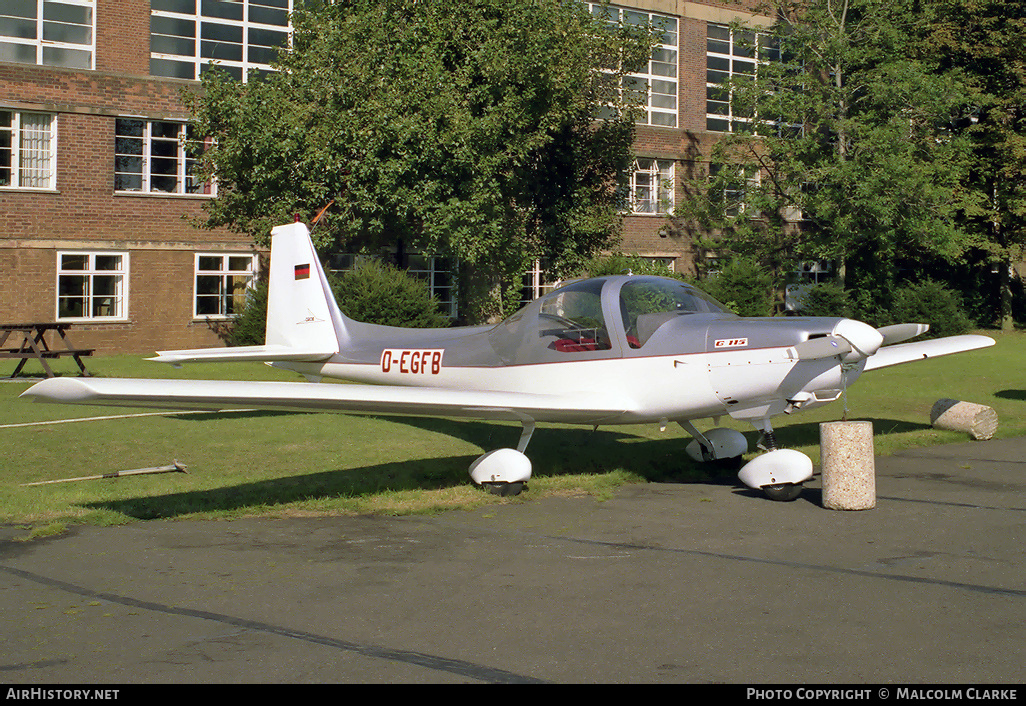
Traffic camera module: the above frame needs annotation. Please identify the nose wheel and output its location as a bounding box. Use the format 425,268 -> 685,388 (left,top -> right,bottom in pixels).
761,482 -> 804,502
738,421 -> 813,501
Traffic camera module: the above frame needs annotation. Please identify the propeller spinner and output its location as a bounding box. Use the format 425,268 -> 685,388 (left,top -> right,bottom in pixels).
787,319 -> 924,362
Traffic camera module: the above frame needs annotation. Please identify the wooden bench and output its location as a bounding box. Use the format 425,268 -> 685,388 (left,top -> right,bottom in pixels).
0,323 -> 94,378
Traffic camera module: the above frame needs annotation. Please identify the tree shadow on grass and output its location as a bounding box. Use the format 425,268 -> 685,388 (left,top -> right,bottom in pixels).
770,417 -> 933,448
83,424 -> 732,520
83,416 -> 933,520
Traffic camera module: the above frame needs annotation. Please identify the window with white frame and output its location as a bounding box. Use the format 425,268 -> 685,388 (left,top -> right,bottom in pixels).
57,251 -> 127,320
115,118 -> 213,195
706,22 -> 779,133
519,259 -> 557,309
194,253 -> 257,318
0,111 -> 56,189
0,0 -> 94,69
150,0 -> 292,82
709,162 -> 759,217
630,158 -> 674,214
588,3 -> 678,128
406,254 -> 457,318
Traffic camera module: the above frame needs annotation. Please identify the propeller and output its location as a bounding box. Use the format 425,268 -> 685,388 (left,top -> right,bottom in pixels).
876,323 -> 930,346
787,320 -> 928,362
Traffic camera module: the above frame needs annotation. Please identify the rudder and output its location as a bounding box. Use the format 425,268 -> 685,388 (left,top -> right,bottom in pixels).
267,221 -> 352,352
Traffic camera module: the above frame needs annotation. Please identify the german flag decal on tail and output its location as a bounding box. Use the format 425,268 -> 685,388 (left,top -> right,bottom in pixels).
294,264 -> 310,280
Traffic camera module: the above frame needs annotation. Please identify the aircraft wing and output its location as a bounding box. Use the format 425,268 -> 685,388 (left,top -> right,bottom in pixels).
20,377 -> 629,425
862,334 -> 995,372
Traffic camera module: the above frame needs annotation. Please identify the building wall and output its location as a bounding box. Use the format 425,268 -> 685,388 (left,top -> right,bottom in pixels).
621,0 -> 770,274
1,0 -> 259,355
1,0 -> 769,356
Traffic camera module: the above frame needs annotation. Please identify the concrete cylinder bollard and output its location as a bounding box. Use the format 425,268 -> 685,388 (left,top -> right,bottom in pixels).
930,399 -> 998,441
820,421 -> 876,510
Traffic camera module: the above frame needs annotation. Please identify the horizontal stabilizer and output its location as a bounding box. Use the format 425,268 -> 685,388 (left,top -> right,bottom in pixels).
150,345 -> 335,365
863,334 -> 995,371
21,377 -> 628,425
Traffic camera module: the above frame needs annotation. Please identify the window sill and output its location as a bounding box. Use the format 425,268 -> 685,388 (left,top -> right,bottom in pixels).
56,318 -> 131,324
114,191 -> 216,200
0,186 -> 59,193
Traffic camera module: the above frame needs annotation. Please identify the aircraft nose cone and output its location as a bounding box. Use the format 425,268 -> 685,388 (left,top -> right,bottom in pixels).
833,319 -> 884,358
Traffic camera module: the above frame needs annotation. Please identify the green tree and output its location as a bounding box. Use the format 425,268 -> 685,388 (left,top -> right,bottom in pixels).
674,0 -> 977,313
186,0 -> 657,321
922,0 -> 1026,330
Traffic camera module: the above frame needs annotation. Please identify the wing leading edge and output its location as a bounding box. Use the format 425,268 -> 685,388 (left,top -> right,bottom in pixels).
862,334 -> 995,371
21,377 -> 629,425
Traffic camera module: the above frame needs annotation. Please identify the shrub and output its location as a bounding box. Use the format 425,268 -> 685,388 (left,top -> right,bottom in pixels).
329,259 -> 450,328
586,253 -> 679,278
795,281 -> 852,318
883,280 -> 974,338
222,259 -> 449,346
226,279 -> 268,346
692,257 -> 774,317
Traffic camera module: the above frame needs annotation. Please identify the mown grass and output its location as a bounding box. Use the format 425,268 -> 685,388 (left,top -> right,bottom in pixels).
2,330 -> 1023,535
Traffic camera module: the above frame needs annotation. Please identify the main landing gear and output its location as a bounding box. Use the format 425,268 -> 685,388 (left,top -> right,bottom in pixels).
682,420 -> 814,502
468,420 -> 535,497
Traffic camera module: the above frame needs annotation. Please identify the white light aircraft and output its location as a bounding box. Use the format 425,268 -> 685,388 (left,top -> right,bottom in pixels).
23,221 -> 995,500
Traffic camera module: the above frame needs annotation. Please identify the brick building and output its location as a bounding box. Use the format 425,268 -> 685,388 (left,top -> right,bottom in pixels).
1,0 -> 767,355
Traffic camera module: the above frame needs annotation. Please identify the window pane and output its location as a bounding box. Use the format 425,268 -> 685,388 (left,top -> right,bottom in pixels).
195,295 -> 221,315
151,34 -> 194,55
150,139 -> 179,158
150,57 -> 195,79
249,27 -> 287,47
226,275 -> 248,313
202,0 -> 244,21
198,255 -> 222,271
196,274 -> 222,295
114,171 -> 142,191
94,254 -> 122,271
249,5 -> 289,26
91,275 -> 119,316
247,45 -> 279,64
152,0 -> 196,13
43,21 -> 92,45
43,2 -> 92,26
3,0 -> 37,20
151,174 -> 179,192
152,121 -> 181,139
115,118 -> 144,137
650,112 -> 676,127
151,15 -> 195,39
58,295 -> 85,318
19,113 -> 52,188
200,21 -> 242,44
1,18 -> 37,40
227,256 -> 252,272
60,254 -> 88,270
42,45 -> 90,68
0,41 -> 37,63
199,62 -> 241,80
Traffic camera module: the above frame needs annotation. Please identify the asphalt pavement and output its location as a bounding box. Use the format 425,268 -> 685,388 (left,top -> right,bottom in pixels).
2,436 -> 1024,684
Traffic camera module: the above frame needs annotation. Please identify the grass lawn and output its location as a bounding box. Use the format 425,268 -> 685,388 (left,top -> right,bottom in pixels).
2,330 -> 1023,536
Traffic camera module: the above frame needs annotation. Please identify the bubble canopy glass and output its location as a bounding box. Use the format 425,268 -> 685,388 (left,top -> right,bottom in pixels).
487,276 -> 732,364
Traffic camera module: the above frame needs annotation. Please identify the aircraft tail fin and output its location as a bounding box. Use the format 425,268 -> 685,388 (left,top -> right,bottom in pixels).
264,220 -> 351,353
152,221 -> 349,365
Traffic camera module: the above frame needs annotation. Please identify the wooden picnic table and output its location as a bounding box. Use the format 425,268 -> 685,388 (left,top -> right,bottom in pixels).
0,323 -> 94,378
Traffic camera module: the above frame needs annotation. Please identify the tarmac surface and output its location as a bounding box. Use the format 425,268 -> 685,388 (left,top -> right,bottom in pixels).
2,436 -> 1024,684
